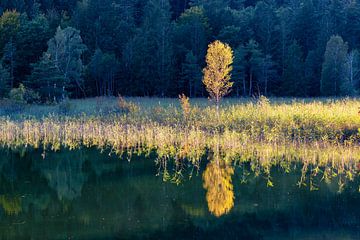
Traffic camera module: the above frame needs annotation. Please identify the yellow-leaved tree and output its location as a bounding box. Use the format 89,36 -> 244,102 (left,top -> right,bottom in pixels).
203,40 -> 233,113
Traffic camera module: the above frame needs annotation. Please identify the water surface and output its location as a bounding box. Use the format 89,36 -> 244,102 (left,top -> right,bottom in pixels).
0,148 -> 359,239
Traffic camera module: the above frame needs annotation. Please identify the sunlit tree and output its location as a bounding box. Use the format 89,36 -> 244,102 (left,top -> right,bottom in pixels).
203,40 -> 233,112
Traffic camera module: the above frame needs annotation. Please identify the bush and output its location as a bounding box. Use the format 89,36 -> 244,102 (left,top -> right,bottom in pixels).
8,84 -> 39,104
8,84 -> 26,103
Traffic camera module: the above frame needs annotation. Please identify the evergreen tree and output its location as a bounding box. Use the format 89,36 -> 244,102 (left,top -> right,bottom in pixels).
2,39 -> 16,88
16,14 -> 51,80
218,25 -> 244,49
304,50 -> 322,97
88,49 -> 119,96
0,10 -> 20,52
175,6 -> 209,61
132,0 -> 174,96
245,39 -> 263,96
0,0 -> 359,98
74,0 -> 135,55
328,0 -> 346,36
292,0 -> 317,55
27,53 -> 66,102
232,46 -> 247,96
180,50 -> 202,97
321,35 -> 348,96
190,0 -> 232,36
253,1 -> 277,55
343,2 -> 360,49
0,64 -> 10,97
282,41 -> 306,96
276,7 -> 292,75
257,54 -> 277,96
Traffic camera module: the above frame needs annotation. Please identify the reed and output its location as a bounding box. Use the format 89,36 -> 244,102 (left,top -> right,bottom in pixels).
0,97 -> 359,189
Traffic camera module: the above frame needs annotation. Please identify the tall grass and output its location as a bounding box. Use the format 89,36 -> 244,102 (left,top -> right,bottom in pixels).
0,97 -> 359,188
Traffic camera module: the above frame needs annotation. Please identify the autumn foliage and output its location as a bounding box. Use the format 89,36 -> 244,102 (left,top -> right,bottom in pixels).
203,40 -> 234,107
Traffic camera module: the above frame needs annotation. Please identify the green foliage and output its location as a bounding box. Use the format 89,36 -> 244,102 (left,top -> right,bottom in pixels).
9,83 -> 39,104
0,10 -> 20,51
15,14 -> 51,80
9,84 -> 27,103
282,41 -> 306,96
175,6 -> 210,59
321,35 -> 348,96
27,54 -> 66,102
47,26 -> 87,96
180,51 -> 202,97
232,46 -> 246,96
245,39 -> 263,96
0,0 -> 359,98
88,49 -> 119,96
0,64 -> 10,97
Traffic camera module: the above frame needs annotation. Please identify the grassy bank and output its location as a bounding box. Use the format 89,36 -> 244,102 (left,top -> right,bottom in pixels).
0,97 -> 359,188
0,97 -> 359,155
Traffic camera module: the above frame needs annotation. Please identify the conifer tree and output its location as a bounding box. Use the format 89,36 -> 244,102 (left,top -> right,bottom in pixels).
0,64 -> 10,97
282,41 -> 306,96
181,51 -> 202,97
232,46 -> 247,96
27,54 -> 66,102
321,35 -> 348,96
245,39 -> 263,96
2,39 -> 16,88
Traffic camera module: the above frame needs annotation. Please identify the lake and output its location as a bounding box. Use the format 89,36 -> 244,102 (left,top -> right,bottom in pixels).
0,148 -> 359,239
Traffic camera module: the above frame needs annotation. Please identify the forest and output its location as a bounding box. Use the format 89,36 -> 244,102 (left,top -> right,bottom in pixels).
0,0 -> 360,102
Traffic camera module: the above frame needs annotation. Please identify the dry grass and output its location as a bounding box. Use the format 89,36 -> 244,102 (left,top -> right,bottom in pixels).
0,97 -> 359,189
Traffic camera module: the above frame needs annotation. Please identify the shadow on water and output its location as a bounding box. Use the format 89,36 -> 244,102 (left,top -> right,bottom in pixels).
0,147 -> 359,239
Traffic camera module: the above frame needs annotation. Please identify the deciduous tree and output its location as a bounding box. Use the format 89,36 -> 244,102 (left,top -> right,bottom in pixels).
203,40 -> 233,111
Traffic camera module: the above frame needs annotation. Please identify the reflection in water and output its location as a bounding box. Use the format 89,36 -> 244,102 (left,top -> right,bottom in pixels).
203,161 -> 234,217
32,153 -> 87,201
0,148 -> 359,239
0,195 -> 22,216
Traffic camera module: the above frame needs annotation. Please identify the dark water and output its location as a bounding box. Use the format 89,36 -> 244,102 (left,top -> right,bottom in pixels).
0,148 -> 359,240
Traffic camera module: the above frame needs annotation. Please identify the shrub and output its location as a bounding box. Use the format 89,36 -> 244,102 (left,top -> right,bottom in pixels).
9,84 -> 26,103
8,84 -> 39,104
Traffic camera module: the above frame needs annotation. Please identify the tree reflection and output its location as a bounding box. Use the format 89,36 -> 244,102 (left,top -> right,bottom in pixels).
202,160 -> 234,217
0,194 -> 22,216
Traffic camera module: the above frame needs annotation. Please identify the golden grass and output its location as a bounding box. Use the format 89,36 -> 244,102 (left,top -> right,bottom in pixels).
0,97 -> 359,189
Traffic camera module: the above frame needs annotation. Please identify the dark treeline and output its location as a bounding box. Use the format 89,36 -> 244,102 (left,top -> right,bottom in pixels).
0,0 -> 359,101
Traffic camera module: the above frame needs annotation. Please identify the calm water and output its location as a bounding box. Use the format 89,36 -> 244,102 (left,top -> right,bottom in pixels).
0,148 -> 359,240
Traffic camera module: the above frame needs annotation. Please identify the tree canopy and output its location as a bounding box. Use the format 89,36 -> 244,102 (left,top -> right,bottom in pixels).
0,0 -> 359,100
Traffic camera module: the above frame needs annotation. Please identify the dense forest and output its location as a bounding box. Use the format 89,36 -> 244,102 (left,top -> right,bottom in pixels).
0,0 -> 359,101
